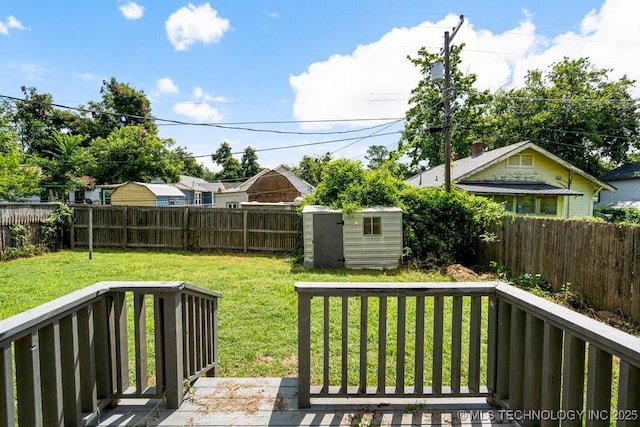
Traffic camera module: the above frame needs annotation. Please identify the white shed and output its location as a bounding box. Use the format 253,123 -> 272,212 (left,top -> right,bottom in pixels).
302,205 -> 403,269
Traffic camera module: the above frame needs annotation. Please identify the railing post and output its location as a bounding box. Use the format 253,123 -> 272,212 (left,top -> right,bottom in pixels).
113,292 -> 129,394
617,361 -> 640,427
134,293 -> 148,393
60,313 -> 82,425
160,291 -> 184,409
586,345 -> 612,427
0,346 -> 14,427
78,306 -> 98,413
39,322 -> 64,426
15,333 -> 42,426
297,291 -> 311,408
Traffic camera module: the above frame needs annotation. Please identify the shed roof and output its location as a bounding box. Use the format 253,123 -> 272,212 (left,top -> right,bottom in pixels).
136,183 -> 185,197
302,205 -> 402,214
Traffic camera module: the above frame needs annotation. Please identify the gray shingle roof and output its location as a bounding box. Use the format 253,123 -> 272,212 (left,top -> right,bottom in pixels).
600,163 -> 640,181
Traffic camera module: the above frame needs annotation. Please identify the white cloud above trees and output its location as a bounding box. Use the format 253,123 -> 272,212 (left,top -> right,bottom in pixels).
290,0 -> 640,129
165,3 -> 230,51
157,77 -> 179,94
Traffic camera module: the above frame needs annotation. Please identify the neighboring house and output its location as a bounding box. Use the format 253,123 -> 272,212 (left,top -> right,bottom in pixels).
598,163 -> 640,209
70,184 -> 121,205
110,182 -> 187,207
171,175 -> 224,206
406,141 -> 614,218
214,165 -> 314,209
302,205 -> 403,269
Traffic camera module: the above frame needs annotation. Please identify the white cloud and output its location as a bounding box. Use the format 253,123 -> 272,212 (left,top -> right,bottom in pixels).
119,2 -> 145,20
193,86 -> 226,102
290,0 -> 640,129
0,15 -> 26,35
165,3 -> 230,51
173,101 -> 223,122
157,77 -> 180,94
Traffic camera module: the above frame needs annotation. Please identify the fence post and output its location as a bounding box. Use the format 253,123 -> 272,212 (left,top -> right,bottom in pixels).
183,208 -> 190,251
70,209 -> 76,249
122,207 -> 128,248
243,209 -> 248,253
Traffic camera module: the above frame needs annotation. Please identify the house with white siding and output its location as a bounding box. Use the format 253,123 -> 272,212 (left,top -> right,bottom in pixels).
598,163 -> 640,209
406,141 -> 614,218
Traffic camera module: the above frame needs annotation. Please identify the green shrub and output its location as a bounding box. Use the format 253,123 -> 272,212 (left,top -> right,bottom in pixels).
594,205 -> 640,225
303,158 -> 505,267
2,223 -> 43,261
41,203 -> 74,251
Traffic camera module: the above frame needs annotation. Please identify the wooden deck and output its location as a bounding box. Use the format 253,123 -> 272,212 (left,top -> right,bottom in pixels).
93,377 -> 516,426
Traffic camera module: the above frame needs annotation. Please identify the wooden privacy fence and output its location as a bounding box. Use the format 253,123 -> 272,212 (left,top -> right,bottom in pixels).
72,206 -> 301,252
0,281 -> 220,426
477,216 -> 640,324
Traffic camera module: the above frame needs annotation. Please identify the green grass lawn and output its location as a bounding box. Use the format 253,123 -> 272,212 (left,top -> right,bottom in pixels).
0,249 -> 451,380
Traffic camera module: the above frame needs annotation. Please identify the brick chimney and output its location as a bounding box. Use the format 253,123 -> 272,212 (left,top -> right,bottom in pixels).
471,141 -> 484,157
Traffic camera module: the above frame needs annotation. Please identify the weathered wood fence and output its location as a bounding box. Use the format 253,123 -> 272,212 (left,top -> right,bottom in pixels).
477,216 -> 640,324
0,204 -> 57,255
72,206 -> 301,252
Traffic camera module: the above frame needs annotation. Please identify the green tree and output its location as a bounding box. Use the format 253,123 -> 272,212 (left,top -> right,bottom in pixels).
291,152 -> 332,187
485,57 -> 639,177
211,141 -> 242,180
365,145 -> 390,170
85,77 -> 157,139
34,132 -> 94,200
89,125 -> 178,184
0,146 -> 40,201
170,145 -> 207,178
399,44 -> 492,168
240,146 -> 261,178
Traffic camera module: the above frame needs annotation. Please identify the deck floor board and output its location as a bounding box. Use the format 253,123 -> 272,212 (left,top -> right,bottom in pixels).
92,378 -> 516,426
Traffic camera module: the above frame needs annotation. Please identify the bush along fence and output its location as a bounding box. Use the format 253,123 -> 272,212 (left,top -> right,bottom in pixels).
71,206 -> 302,253
477,216 -> 640,324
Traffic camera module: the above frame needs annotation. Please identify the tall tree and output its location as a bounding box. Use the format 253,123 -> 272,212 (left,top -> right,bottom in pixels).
169,145 -> 207,178
89,125 -> 178,184
485,57 -> 639,177
0,141 -> 40,201
399,45 -> 492,168
240,146 -> 261,178
291,152 -> 332,187
85,77 -> 157,139
33,132 -> 94,200
365,145 -> 390,170
211,141 -> 242,180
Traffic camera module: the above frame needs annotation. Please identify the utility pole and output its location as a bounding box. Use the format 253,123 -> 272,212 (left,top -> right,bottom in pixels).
442,15 -> 464,192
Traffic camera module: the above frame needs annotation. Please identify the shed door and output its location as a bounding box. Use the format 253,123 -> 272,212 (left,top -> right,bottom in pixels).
313,214 -> 344,268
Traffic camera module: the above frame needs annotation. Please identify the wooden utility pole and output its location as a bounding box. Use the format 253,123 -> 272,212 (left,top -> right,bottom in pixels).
442,15 -> 464,193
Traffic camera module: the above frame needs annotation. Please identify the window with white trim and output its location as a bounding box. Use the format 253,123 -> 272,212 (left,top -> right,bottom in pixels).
363,216 -> 382,235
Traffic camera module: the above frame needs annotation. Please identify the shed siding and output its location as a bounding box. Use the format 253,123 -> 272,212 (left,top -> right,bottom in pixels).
110,183 -> 155,206
302,211 -> 315,268
342,211 -> 402,269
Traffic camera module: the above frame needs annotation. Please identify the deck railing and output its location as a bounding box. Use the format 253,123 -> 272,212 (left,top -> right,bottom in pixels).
0,281 -> 220,426
296,282 -> 640,426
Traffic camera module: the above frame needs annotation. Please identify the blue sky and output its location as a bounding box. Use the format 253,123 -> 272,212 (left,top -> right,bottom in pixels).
1,0 -> 637,172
